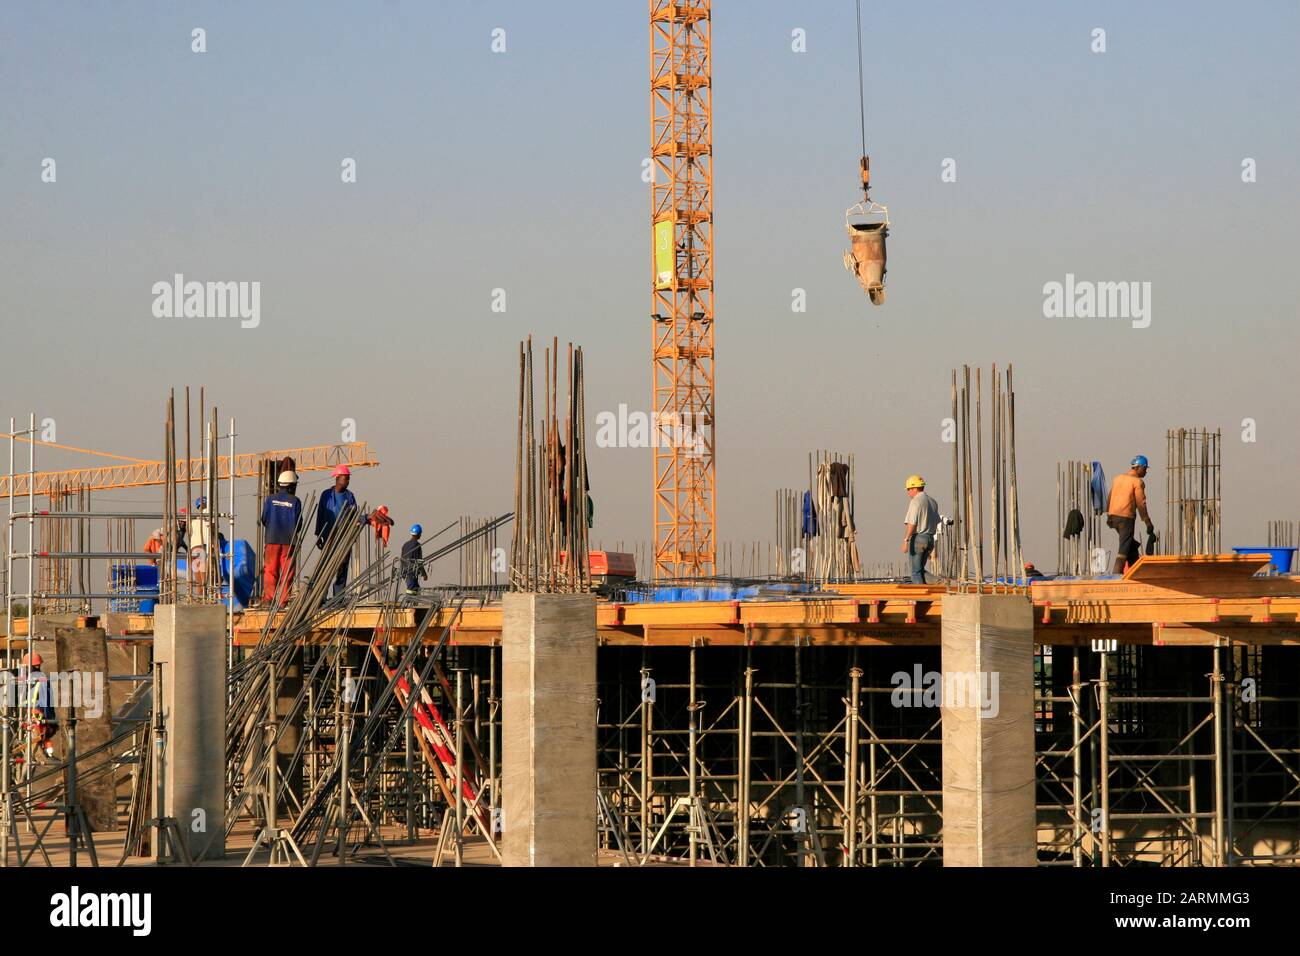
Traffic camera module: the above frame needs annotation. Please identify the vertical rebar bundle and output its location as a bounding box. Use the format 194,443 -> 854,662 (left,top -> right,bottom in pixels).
800,451 -> 860,585
162,391 -> 178,605
1057,459 -> 1105,576
774,489 -> 801,578
510,337 -> 591,593
1266,521 -> 1296,548
950,364 -> 1022,586
458,516 -> 500,592
1164,428 -> 1221,555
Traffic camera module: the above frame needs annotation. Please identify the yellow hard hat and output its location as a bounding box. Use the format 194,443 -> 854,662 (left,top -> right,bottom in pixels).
905,475 -> 925,490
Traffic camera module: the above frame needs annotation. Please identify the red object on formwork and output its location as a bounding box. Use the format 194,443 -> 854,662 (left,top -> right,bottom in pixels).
560,550 -> 637,579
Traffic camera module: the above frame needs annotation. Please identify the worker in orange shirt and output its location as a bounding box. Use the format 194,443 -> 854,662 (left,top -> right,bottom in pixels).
1107,455 -> 1155,574
143,527 -> 165,564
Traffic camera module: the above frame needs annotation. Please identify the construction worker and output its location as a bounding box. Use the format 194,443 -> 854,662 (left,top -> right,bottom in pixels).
1107,455 -> 1155,574
401,524 -> 428,594
316,465 -> 360,598
259,469 -> 302,605
901,475 -> 940,585
143,527 -> 165,564
188,496 -> 212,585
18,652 -> 57,760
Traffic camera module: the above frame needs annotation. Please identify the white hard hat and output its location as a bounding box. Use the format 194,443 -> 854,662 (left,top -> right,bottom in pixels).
278,470 -> 298,485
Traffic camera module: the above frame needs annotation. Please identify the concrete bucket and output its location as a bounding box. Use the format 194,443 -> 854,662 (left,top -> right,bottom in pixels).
843,200 -> 889,305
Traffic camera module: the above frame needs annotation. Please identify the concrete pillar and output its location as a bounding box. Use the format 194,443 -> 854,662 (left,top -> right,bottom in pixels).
52,623 -> 117,831
153,604 -> 227,860
941,592 -> 1036,866
29,613 -> 81,642
25,612 -> 80,672
501,592 -> 597,867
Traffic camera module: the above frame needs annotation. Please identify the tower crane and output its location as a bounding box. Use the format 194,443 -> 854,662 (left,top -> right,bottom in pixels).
651,0 -> 715,580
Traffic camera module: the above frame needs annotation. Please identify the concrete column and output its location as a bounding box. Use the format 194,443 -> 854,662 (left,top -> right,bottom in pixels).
52,623 -> 117,831
26,612 -> 80,672
941,592 -> 1036,866
153,604 -> 227,860
501,592 -> 597,867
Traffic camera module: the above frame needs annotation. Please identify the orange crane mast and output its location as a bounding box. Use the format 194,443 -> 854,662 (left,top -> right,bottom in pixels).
651,0 -> 715,580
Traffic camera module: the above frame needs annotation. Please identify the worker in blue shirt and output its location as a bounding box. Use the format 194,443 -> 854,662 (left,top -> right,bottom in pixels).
259,469 -> 303,605
401,524 -> 428,594
316,465 -> 360,598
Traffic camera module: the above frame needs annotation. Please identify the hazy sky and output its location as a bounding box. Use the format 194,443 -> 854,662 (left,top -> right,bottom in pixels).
3,0 -> 1298,575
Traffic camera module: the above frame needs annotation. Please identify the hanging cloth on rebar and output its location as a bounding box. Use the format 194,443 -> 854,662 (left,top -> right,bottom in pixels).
802,490 -> 819,537
368,504 -> 393,546
1063,508 -> 1085,539
829,461 -> 851,498
1090,461 -> 1107,515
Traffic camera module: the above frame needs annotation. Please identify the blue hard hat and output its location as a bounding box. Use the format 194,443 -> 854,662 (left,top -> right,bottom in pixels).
410,524 -> 422,536
1131,455 -> 1148,468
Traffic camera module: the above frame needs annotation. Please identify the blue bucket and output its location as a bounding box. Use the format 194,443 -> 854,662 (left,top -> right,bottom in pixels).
1231,547 -> 1296,575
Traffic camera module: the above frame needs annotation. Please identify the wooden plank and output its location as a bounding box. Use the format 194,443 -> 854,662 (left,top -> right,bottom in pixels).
1123,554 -> 1273,589
1030,576 -> 1300,601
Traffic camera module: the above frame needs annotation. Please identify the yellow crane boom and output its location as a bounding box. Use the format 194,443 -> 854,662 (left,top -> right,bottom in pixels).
0,441 -> 379,498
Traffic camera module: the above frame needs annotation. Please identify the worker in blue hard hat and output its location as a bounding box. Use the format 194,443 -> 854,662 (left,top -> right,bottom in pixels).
1106,455 -> 1155,574
400,524 -> 427,594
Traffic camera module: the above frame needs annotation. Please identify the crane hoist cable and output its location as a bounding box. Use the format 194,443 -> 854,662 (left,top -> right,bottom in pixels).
856,0 -> 868,178
843,0 -> 890,305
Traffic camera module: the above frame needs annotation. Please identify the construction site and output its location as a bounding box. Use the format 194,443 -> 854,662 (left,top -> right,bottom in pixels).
3,1 -> 1297,890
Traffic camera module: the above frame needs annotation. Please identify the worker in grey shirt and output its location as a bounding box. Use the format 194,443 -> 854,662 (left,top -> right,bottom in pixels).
901,474 -> 940,584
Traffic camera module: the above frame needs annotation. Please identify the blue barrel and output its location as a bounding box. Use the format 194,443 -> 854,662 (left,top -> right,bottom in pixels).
1232,547 -> 1296,575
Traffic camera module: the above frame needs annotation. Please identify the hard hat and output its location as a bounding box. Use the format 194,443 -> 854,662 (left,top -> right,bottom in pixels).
1024,562 -> 1035,571
905,475 -> 926,490
410,524 -> 422,536
23,652 -> 42,668
278,470 -> 298,485
1131,455 -> 1149,468
331,465 -> 351,478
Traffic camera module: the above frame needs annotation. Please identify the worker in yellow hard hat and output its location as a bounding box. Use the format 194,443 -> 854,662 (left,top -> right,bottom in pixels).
901,475 -> 940,584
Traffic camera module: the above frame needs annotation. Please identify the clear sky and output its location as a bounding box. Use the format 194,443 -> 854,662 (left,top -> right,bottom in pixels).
3,0 -> 1298,575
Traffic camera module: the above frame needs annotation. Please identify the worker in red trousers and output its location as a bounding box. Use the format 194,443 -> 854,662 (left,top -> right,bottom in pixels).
259,469 -> 302,605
